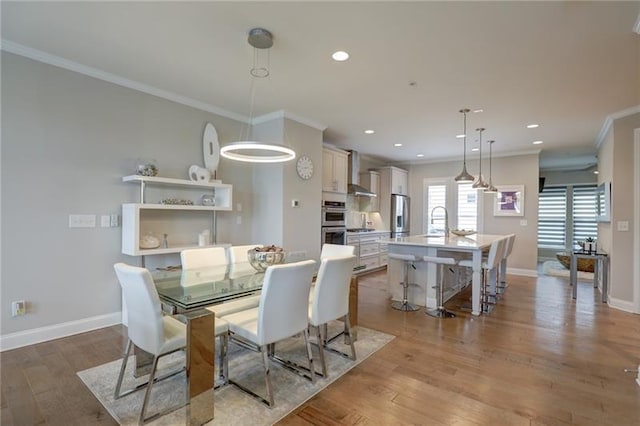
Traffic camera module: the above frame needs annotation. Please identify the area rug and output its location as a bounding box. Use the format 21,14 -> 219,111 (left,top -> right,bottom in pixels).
542,260 -> 594,280
78,325 -> 394,425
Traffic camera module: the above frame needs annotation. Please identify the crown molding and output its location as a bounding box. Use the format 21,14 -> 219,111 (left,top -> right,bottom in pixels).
252,110 -> 327,131
399,149 -> 541,166
633,13 -> 640,34
1,39 -> 251,124
595,104 -> 640,149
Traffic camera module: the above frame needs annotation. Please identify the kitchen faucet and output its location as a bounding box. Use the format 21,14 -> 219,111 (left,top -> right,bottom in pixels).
430,206 -> 449,236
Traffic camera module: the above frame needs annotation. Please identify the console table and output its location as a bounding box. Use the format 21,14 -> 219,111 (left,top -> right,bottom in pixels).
570,250 -> 609,302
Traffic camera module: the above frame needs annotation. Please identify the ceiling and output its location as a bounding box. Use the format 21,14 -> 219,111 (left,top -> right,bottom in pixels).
2,1 -> 639,169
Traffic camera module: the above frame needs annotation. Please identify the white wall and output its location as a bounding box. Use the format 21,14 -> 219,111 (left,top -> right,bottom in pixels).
1,52 -> 324,345
599,112 -> 640,307
407,153 -> 540,271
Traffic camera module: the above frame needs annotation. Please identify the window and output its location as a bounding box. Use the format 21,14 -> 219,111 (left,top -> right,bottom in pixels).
572,185 -> 598,245
537,184 -> 598,250
424,179 -> 481,234
457,183 -> 477,231
538,186 -> 567,249
426,184 -> 446,234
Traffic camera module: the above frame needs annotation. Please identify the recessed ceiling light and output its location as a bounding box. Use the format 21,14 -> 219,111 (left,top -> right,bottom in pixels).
527,124 -> 539,129
394,143 -> 403,147
417,154 -> 424,157
456,134 -> 465,139
532,140 -> 543,145
364,129 -> 375,134
593,170 -> 599,175
473,109 -> 483,113
332,51 -> 349,61
471,147 -> 479,152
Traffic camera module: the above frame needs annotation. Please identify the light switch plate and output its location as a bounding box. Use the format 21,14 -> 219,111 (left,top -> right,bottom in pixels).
617,221 -> 629,231
520,219 -> 528,226
69,214 -> 96,228
100,215 -> 110,227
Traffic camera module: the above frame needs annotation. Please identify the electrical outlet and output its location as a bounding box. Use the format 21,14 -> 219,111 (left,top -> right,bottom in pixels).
12,301 -> 26,317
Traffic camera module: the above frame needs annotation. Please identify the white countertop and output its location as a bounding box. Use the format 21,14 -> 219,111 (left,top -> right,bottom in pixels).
346,230 -> 390,235
385,233 -> 506,250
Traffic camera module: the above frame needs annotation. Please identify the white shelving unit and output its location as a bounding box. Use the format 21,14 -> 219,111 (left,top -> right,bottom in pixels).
122,175 -> 233,256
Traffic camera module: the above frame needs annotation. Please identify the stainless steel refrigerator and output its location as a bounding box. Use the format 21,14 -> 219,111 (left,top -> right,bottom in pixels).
391,194 -> 410,237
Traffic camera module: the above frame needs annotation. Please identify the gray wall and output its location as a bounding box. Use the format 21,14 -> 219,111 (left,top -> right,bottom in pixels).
407,153 -> 540,272
598,112 -> 639,304
0,52 -> 322,337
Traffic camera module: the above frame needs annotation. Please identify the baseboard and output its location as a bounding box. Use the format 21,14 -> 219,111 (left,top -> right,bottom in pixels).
0,312 -> 122,352
607,297 -> 638,314
507,267 -> 538,277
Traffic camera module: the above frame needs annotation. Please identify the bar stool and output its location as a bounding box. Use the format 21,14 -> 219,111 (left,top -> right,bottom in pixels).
459,238 -> 506,313
423,255 -> 458,318
496,234 -> 516,295
388,253 -> 420,311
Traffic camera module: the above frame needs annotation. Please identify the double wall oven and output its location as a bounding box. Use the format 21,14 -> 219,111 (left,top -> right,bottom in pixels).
321,199 -> 347,245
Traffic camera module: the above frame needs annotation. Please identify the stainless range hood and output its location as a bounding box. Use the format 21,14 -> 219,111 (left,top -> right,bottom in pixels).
347,150 -> 376,197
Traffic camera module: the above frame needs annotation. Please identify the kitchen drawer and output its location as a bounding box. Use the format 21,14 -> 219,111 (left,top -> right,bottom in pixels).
347,236 -> 359,244
360,234 -> 382,243
379,242 -> 388,252
360,241 -> 379,256
361,254 -> 380,270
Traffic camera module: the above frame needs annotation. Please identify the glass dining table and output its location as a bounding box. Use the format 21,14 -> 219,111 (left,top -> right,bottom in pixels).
153,262 -> 264,313
134,261 -> 359,424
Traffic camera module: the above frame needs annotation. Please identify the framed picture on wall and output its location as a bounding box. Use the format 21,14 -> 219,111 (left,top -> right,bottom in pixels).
494,185 -> 525,216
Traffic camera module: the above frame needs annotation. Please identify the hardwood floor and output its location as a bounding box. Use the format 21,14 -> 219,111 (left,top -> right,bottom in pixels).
2,271 -> 639,425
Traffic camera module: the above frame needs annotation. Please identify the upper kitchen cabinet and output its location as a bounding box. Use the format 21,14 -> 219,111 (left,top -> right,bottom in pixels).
377,166 -> 409,196
359,170 -> 380,212
322,146 -> 349,194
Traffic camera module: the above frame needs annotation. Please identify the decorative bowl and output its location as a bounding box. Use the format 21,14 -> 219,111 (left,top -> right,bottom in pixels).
247,248 -> 286,272
450,229 -> 476,237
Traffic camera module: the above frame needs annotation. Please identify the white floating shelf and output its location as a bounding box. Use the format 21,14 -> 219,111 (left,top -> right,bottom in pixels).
123,175 -> 230,189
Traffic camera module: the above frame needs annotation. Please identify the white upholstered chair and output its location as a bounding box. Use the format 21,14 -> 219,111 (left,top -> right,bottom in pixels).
221,259 -> 316,407
459,238 -> 506,313
113,263 -> 228,423
228,244 -> 263,264
308,255 -> 357,377
180,247 -> 227,270
320,243 -> 355,259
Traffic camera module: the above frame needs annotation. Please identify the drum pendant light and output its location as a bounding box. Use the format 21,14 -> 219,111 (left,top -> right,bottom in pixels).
454,108 -> 475,182
219,28 -> 296,163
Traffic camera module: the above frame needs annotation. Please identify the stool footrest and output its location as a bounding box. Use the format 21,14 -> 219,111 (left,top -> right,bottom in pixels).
391,301 -> 420,311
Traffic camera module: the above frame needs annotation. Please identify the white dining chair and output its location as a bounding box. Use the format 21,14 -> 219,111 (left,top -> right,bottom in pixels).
320,243 -> 355,259
229,244 -> 264,264
221,259 -> 316,407
458,238 -> 506,313
113,263 -> 229,423
308,255 -> 357,377
181,247 -> 227,269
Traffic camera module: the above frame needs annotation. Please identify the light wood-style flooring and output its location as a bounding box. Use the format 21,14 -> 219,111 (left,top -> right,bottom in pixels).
2,271 -> 639,425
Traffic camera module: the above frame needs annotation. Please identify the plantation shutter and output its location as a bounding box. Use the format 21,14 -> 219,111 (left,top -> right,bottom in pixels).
457,183 -> 477,231
572,185 -> 598,246
538,186 -> 567,249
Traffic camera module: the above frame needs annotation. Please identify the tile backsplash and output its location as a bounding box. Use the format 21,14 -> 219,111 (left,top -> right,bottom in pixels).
346,196 -> 385,230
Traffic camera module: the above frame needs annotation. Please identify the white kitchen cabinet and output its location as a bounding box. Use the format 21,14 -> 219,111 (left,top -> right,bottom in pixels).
359,170 -> 380,212
122,175 -> 232,256
322,147 -> 348,194
346,231 -> 390,272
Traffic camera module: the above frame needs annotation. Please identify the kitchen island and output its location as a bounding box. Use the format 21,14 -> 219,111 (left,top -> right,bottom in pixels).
385,234 -> 507,316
